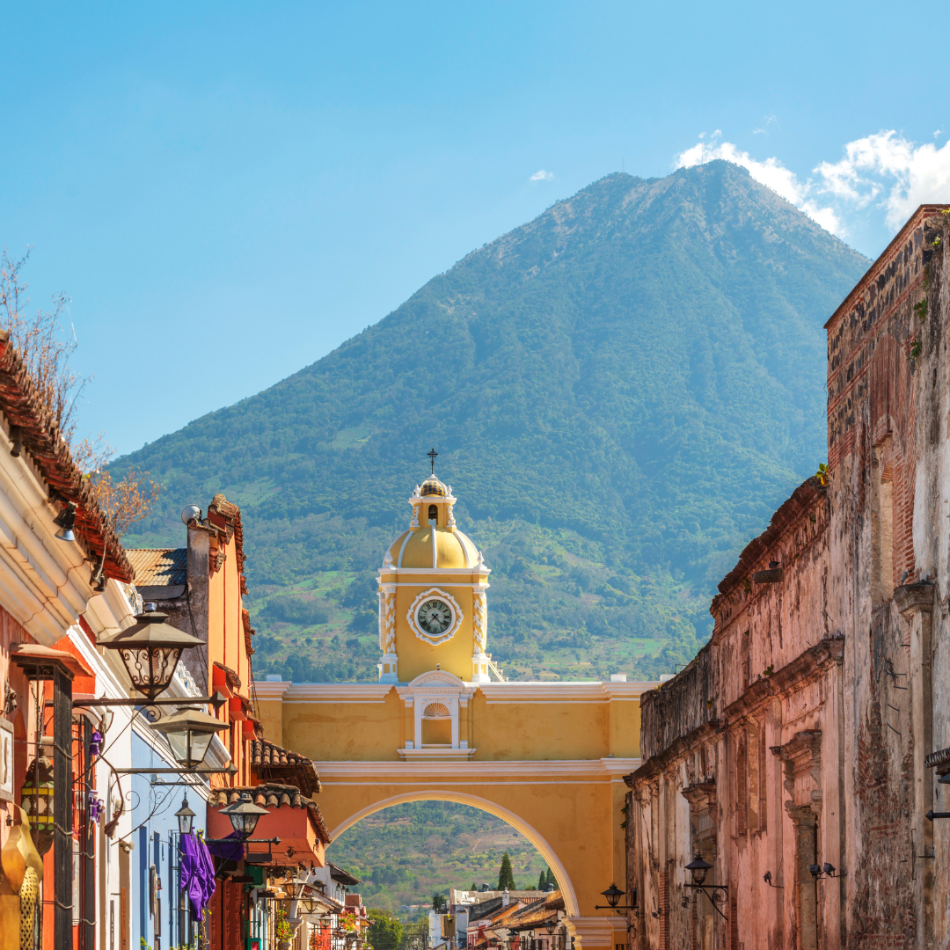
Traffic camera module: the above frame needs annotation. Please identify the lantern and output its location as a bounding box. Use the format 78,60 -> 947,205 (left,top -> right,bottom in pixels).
98,605 -> 205,701
149,707 -> 229,768
220,791 -> 269,840
176,795 -> 196,836
20,742 -> 54,854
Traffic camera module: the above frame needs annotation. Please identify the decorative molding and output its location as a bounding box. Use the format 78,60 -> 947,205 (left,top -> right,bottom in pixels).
406,587 -> 463,646
274,684 -> 394,703
895,580 -> 935,615
379,589 -> 397,653
473,592 -> 487,653
314,757 -> 641,781
772,729 -> 823,810
479,681 -> 655,703
397,746 -> 477,760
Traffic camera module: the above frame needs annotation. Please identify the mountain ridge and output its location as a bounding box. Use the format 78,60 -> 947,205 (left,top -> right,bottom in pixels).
116,161 -> 869,682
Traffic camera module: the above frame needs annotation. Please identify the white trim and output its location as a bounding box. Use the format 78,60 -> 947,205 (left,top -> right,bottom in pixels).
478,681 -> 656,702
312,757 -> 640,779
406,588 -> 463,646
397,747 -> 477,759
328,789 -> 580,917
273,684 -> 394,702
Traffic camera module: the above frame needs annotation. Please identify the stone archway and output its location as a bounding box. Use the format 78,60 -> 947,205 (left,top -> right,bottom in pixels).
329,789 -> 580,916
256,676 -> 651,948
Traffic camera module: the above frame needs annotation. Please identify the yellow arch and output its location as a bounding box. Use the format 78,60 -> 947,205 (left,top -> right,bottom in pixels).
328,789 -> 580,917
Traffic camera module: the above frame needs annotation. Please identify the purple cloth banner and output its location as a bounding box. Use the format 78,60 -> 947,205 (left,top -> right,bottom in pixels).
198,834 -> 216,906
179,832 -> 205,917
180,832 -> 219,917
205,829 -> 244,863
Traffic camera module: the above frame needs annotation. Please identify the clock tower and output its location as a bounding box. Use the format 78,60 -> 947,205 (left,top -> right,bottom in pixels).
377,472 -> 491,684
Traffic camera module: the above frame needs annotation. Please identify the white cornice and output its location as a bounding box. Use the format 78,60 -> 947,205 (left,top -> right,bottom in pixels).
397,747 -> 477,760
253,680 -> 293,700
313,757 -> 640,782
252,680 -> 657,704
477,681 -> 657,703
274,684 -> 395,704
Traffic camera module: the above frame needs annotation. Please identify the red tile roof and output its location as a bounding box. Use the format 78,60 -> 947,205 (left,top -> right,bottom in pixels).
0,331 -> 132,582
212,782 -> 330,843
251,737 -> 321,795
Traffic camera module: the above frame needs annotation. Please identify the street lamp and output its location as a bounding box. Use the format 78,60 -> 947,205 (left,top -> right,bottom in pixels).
98,605 -> 205,701
176,795 -> 196,836
684,854 -> 728,920
20,742 -> 54,855
221,791 -> 269,840
594,882 -> 636,914
149,706 -> 229,768
685,854 -> 712,886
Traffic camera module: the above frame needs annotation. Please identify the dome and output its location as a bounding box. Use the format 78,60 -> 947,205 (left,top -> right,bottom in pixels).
420,475 -> 448,497
387,526 -> 479,569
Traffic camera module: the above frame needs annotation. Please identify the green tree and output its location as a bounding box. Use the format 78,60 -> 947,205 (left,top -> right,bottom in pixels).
538,871 -> 546,890
432,892 -> 447,913
498,851 -> 515,891
367,910 -> 404,950
545,868 -> 557,888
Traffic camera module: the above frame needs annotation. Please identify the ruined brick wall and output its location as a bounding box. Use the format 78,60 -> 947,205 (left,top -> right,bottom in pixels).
640,644 -> 715,761
626,206 -> 950,950
825,207 -> 949,949
627,479 -> 834,949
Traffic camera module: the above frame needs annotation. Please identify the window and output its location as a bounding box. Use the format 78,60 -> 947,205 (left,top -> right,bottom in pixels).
747,721 -> 766,833
736,733 -> 747,836
428,504 -> 438,525
872,441 -> 894,604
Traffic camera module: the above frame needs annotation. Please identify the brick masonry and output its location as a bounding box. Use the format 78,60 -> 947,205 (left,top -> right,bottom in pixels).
625,206 -> 950,950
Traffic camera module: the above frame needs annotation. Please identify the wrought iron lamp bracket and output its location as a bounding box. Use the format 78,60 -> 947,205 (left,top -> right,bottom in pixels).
684,883 -> 729,919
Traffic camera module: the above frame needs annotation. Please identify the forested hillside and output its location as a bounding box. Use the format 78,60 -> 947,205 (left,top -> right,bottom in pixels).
115,161 -> 869,681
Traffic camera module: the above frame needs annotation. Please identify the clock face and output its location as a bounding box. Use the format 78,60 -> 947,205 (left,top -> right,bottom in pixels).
417,599 -> 453,635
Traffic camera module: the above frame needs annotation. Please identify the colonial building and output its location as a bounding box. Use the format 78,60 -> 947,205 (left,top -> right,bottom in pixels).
130,495 -> 331,950
625,205 -> 950,949
256,472 -> 649,949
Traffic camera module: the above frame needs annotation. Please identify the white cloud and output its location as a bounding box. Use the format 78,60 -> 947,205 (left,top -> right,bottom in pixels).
530,169 -> 554,181
674,129 -> 950,239
812,131 -> 950,229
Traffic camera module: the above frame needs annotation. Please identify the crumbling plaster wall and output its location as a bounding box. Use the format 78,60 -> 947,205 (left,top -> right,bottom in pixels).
825,209 -> 949,948
629,479 -> 834,949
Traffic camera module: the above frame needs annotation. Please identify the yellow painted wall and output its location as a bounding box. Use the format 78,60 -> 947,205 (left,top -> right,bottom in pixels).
313,772 -> 624,920
258,688 -> 643,762
279,694 -> 405,761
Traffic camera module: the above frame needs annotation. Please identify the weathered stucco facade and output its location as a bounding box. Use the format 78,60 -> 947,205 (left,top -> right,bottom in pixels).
626,204 -> 950,949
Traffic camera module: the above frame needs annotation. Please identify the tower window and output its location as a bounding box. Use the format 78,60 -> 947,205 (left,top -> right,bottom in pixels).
428,504 -> 438,525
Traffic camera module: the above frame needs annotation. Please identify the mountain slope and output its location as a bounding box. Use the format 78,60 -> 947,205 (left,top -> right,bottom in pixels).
117,161 -> 869,682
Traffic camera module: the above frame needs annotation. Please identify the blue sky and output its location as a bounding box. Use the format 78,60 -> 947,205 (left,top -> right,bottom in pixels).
2,0 -> 949,455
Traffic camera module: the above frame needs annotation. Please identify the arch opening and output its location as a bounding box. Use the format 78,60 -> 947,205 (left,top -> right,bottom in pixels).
327,790 -> 579,917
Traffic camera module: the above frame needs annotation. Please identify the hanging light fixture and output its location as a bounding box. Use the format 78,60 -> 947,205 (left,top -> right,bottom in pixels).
685,854 -> 713,886
20,741 -> 54,855
149,707 -> 229,768
98,605 -> 205,701
176,795 -> 196,836
53,502 -> 77,542
683,854 -> 728,920
220,791 -> 269,840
